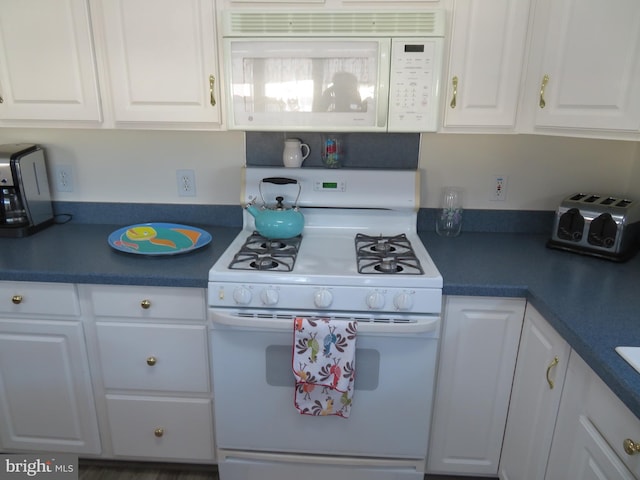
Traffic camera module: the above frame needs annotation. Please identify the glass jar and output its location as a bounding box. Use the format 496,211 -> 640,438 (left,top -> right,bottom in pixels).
436,187 -> 463,237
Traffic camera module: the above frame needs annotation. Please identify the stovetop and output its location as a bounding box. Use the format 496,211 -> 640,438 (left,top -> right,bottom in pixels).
209,225 -> 442,289
228,231 -> 426,276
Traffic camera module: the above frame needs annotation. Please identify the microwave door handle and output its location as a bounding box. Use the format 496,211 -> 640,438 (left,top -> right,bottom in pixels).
210,310 -> 439,335
377,40 -> 391,129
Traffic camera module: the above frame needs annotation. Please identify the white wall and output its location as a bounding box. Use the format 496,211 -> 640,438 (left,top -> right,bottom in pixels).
1,128 -> 638,211
420,133 -> 639,210
0,129 -> 245,205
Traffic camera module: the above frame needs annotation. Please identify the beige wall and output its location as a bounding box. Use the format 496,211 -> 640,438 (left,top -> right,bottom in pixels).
0,128 -> 637,211
420,133 -> 638,210
0,129 -> 245,205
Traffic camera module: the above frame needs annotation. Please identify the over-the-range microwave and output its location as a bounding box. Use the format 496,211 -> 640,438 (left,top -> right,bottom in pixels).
221,10 -> 445,132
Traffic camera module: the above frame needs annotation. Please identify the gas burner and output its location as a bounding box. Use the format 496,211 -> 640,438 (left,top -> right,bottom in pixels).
355,233 -> 424,275
229,232 -> 302,271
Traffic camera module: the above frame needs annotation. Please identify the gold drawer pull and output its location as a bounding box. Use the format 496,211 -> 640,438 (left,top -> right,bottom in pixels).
146,356 -> 157,366
624,438 -> 640,455
154,427 -> 164,438
140,299 -> 151,309
546,356 -> 559,389
11,295 -> 23,305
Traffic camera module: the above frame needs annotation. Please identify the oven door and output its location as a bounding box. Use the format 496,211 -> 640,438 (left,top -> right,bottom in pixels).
209,309 -> 439,459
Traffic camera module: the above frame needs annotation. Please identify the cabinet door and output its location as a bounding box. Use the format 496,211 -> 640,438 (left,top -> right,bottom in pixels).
545,353 -> 638,480
0,0 -> 101,122
428,296 -> 525,476
443,0 -> 531,129
526,0 -> 640,133
95,0 -> 221,126
498,304 -> 570,480
0,319 -> 101,454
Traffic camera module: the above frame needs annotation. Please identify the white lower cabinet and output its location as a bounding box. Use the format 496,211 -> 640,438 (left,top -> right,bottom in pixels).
0,282 -> 101,454
498,304 -> 570,480
545,352 -> 640,480
81,284 -> 215,463
428,296 -> 525,476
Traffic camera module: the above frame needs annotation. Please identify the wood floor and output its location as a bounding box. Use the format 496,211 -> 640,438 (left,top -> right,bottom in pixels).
78,461 -> 494,480
78,461 -> 219,480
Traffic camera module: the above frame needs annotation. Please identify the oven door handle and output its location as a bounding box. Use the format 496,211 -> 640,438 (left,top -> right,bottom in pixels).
209,311 -> 440,335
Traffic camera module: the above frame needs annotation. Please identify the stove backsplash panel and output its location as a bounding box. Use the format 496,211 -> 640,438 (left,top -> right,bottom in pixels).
246,132 -> 419,169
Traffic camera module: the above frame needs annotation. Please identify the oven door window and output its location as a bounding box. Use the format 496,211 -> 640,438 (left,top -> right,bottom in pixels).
210,319 -> 437,458
225,39 -> 390,130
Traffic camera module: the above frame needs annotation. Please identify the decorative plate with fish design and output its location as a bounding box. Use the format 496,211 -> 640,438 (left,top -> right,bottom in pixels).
108,223 -> 212,256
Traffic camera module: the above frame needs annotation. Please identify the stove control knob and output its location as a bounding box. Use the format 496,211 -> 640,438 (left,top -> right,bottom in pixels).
366,291 -> 386,310
260,288 -> 279,306
232,286 -> 252,305
393,292 -> 414,311
314,289 -> 333,309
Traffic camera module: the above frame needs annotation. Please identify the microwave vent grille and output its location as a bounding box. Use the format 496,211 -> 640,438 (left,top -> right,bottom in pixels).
224,10 -> 444,37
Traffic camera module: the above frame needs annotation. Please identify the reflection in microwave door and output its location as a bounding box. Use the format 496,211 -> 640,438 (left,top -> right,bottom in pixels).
318,72 -> 367,113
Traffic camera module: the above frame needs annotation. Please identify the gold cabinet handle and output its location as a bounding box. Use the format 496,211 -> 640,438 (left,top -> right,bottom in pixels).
546,356 -> 559,389
450,76 -> 458,109
11,295 -> 23,304
154,427 -> 164,438
539,74 -> 549,108
146,356 -> 157,366
140,299 -> 151,309
623,438 -> 640,455
209,75 -> 216,107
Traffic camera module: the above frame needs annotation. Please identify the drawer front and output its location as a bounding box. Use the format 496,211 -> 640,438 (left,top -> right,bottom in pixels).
0,282 -> 79,316
89,285 -> 205,320
97,322 -> 209,393
106,395 -> 214,461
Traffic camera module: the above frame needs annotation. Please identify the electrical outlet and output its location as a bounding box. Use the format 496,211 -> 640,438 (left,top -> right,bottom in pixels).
54,165 -> 74,192
176,169 -> 196,197
491,175 -> 507,201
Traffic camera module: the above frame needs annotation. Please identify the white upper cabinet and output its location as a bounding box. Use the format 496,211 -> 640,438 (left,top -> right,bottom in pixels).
442,0 -> 531,130
92,0 -> 221,127
521,0 -> 640,136
0,0 -> 102,123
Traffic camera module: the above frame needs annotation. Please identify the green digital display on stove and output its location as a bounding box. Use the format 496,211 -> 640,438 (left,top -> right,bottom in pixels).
323,182 -> 338,189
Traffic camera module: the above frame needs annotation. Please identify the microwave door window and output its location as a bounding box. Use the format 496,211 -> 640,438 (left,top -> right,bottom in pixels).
229,41 -> 382,130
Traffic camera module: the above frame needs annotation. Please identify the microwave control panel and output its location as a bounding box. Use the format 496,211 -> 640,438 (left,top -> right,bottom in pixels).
388,38 -> 444,133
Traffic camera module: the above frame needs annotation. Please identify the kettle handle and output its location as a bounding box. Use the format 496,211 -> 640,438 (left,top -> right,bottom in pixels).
262,177 -> 298,185
258,177 -> 302,208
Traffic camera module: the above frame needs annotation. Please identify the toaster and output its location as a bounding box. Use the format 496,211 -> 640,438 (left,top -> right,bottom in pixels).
547,193 -> 640,261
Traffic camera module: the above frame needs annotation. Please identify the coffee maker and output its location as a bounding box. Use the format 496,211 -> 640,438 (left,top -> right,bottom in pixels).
0,144 -> 54,237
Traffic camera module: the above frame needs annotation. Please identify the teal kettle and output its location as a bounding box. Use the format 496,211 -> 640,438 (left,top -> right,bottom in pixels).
245,177 -> 304,239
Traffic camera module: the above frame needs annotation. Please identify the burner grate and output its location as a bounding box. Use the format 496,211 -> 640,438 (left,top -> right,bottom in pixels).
355,233 -> 424,275
229,232 -> 302,271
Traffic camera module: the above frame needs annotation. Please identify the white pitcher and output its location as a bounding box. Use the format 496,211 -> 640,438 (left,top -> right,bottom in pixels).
282,139 -> 310,168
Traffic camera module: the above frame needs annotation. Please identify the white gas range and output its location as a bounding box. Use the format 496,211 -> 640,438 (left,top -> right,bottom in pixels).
208,167 -> 442,315
208,167 -> 443,480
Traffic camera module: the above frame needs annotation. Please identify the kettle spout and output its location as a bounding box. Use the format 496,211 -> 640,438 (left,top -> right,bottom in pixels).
245,203 -> 260,218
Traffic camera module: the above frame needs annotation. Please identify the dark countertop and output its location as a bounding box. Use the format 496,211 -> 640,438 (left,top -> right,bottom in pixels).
419,231 -> 640,420
0,224 -> 240,288
1,223 -> 639,419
